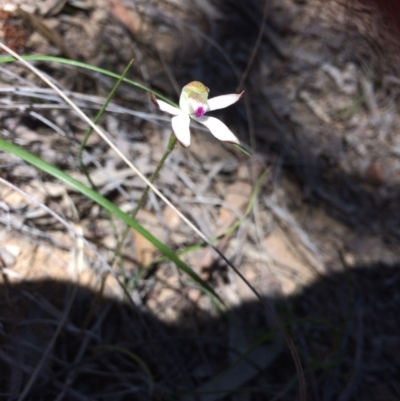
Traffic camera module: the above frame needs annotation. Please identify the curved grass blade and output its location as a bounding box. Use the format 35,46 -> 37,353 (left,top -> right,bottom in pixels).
0,54 -> 176,106
0,138 -> 221,303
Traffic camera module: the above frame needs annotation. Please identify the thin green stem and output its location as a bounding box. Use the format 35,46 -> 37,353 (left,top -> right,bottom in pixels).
78,60 -> 134,189
114,133 -> 177,266
132,133 -> 177,220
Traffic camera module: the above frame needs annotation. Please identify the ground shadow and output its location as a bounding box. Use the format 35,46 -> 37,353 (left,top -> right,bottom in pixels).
1,262 -> 399,400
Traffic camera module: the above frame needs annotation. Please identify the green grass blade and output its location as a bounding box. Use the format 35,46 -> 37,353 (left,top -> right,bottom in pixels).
0,54 -> 177,106
0,139 -> 221,303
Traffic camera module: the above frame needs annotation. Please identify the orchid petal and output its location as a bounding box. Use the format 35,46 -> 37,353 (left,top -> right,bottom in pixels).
207,91 -> 244,111
156,99 -> 182,116
179,91 -> 191,114
194,116 -> 240,144
172,114 -> 191,147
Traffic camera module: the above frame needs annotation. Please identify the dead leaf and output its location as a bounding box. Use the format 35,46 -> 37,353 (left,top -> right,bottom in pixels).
163,206 -> 180,230
131,210 -> 161,266
106,0 -> 141,35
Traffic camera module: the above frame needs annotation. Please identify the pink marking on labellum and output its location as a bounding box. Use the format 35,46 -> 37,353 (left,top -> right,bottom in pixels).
195,106 -> 206,117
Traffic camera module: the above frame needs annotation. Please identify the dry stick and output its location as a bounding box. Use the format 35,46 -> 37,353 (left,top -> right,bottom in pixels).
235,0 -> 307,398
0,45 -> 306,400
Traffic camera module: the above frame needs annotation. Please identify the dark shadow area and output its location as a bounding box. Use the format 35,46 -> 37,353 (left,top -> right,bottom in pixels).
1,262 -> 399,400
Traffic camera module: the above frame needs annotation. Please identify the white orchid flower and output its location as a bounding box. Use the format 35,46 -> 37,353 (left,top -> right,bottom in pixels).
153,81 -> 244,147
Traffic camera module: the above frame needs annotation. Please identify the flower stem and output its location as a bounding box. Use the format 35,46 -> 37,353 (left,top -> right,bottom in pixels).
113,133 -> 177,267
132,133 -> 176,219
